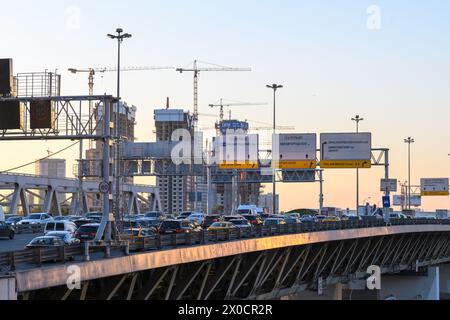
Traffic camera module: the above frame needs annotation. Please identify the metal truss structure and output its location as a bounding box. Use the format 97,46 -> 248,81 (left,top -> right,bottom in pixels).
23,229 -> 450,300
0,173 -> 160,216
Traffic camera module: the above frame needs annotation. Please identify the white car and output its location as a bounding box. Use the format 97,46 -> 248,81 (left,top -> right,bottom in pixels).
44,221 -> 77,234
17,213 -> 54,225
188,213 -> 206,225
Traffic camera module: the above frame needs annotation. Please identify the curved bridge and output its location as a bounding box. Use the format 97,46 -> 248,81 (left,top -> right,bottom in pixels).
7,220 -> 450,300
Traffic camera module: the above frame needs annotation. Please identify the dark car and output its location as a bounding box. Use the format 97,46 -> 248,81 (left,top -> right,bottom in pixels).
0,221 -> 15,239
143,211 -> 166,220
159,220 -> 202,235
259,213 -> 273,220
73,218 -> 95,228
136,218 -> 161,231
202,215 -> 223,228
5,216 -> 22,226
242,214 -> 263,226
74,223 -> 100,242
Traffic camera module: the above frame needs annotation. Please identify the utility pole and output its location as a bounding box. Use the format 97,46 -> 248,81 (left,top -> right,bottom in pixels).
404,137 -> 415,210
351,115 -> 364,216
107,28 -> 132,223
266,84 -> 283,214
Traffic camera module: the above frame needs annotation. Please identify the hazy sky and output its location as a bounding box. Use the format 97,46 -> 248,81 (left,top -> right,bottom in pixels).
1,0 -> 450,211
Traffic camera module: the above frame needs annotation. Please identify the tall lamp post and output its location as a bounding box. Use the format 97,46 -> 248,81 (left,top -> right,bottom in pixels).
404,137 -> 415,210
107,28 -> 132,221
267,84 -> 283,214
352,115 -> 364,216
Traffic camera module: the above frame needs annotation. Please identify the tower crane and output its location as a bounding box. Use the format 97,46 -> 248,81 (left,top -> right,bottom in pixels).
176,60 -> 252,126
208,99 -> 268,122
68,66 -> 175,96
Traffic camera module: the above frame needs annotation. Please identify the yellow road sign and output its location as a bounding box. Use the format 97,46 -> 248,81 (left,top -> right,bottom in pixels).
421,191 -> 450,196
320,160 -> 371,169
274,160 -> 317,169
219,162 -> 259,170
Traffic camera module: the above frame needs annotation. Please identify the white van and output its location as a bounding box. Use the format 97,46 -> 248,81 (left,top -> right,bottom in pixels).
44,221 -> 77,234
236,205 -> 258,216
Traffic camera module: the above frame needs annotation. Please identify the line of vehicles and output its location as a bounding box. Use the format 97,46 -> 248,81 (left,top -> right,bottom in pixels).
0,204 -> 442,249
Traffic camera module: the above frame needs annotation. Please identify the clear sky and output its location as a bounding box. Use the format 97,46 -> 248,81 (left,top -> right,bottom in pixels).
1,0 -> 450,211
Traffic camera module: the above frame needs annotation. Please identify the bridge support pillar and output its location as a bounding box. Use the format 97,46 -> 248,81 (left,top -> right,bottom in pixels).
379,267 -> 440,300
439,264 -> 450,300
0,276 -> 17,300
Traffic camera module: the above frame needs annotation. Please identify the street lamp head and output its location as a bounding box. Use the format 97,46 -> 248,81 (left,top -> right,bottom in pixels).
107,34 -> 116,39
266,84 -> 283,90
123,33 -> 132,39
68,68 -> 77,74
116,28 -> 123,33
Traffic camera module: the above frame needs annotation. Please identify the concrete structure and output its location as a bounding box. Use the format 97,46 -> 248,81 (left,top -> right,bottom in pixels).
8,223 -> 450,300
259,193 -> 279,214
154,108 -> 204,214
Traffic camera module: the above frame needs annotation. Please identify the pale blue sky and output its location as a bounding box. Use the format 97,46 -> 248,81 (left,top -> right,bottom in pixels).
1,1 -> 449,210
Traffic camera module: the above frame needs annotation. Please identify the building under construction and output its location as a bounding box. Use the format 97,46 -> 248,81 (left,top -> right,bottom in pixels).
154,108 -> 207,215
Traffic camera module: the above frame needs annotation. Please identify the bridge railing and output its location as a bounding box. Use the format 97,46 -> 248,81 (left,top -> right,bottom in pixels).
1,219 -> 449,270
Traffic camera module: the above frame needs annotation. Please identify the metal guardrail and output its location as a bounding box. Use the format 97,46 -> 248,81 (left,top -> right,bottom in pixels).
1,219 -> 449,270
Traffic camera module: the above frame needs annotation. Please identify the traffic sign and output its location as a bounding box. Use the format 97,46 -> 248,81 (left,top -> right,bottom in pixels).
320,133 -> 372,169
219,161 -> 259,170
273,160 -> 317,169
320,160 -> 371,169
381,179 -> 398,192
273,133 -> 317,169
98,181 -> 110,194
421,178 -> 449,196
382,196 -> 391,208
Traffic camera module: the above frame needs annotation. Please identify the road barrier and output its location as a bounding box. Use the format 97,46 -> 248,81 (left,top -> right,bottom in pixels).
0,219 -> 448,270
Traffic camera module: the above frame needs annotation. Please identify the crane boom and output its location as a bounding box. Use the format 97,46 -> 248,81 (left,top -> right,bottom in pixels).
176,60 -> 252,125
209,99 -> 268,121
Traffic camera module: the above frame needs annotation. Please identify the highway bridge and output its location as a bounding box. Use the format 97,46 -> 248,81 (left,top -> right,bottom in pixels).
2,219 -> 450,300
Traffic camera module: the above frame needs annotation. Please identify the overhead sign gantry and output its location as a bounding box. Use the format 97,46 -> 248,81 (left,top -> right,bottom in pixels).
320,133 -> 372,169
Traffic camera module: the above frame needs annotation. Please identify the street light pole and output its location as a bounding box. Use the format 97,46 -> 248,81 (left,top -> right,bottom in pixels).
404,137 -> 415,210
351,115 -> 364,216
267,84 -> 283,214
107,28 -> 132,222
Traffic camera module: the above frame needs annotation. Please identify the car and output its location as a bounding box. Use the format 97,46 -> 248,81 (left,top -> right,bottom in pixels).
74,223 -> 100,242
26,236 -> 66,248
223,215 -> 244,222
5,216 -> 23,226
321,216 -> 341,223
45,231 -> 80,245
315,215 -> 328,222
121,219 -> 141,229
44,221 -> 77,234
0,221 -> 15,239
284,217 -> 301,225
286,213 -> 301,219
300,215 -> 315,223
208,222 -> 237,231
121,228 -> 157,245
259,213 -> 273,220
143,211 -> 166,220
136,218 -> 161,231
229,219 -> 252,229
202,215 -> 223,228
345,215 -> 363,221
159,220 -> 202,235
389,213 -> 408,220
177,211 -> 195,220
263,218 -> 286,226
241,214 -> 263,226
17,213 -> 53,225
85,212 -> 102,219
236,205 -> 258,216
188,213 -> 206,225
73,218 -> 96,228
